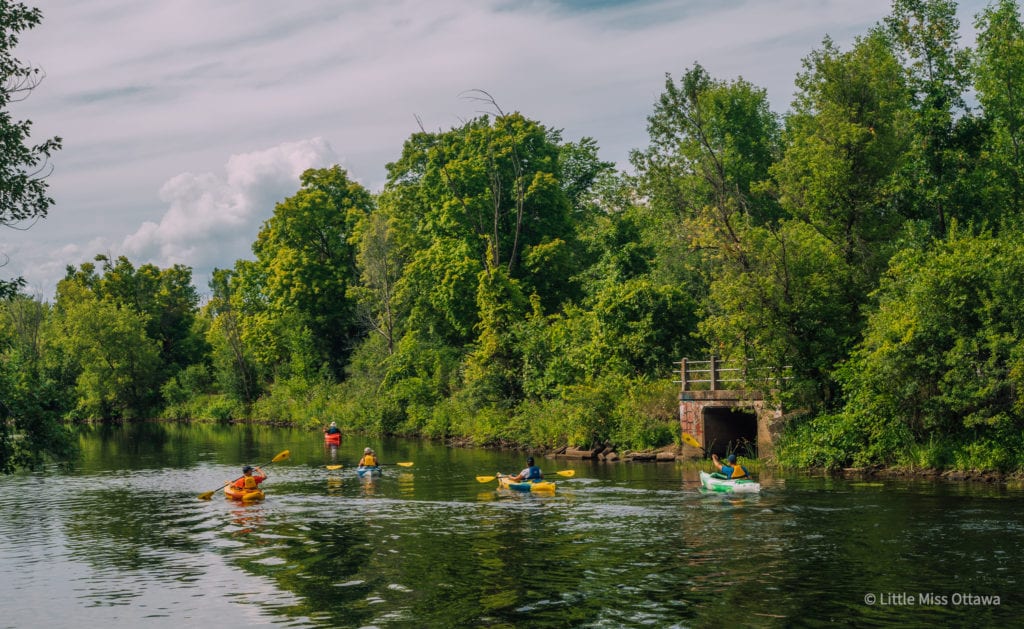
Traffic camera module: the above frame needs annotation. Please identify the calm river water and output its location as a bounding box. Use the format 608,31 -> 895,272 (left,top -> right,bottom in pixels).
0,423 -> 1020,628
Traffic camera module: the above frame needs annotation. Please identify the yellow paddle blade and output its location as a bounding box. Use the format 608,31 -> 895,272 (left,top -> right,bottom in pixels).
682,433 -> 702,449
554,469 -> 575,477
197,490 -> 216,500
326,465 -> 343,470
395,462 -> 414,467
476,475 -> 497,483
271,450 -> 291,463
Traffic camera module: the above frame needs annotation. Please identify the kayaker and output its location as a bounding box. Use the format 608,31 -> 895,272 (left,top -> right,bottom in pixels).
324,421 -> 341,436
506,456 -> 543,482
711,453 -> 750,479
358,447 -> 378,467
233,465 -> 267,490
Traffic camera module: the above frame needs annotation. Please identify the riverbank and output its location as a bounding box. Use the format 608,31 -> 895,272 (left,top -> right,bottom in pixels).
836,465 -> 1024,484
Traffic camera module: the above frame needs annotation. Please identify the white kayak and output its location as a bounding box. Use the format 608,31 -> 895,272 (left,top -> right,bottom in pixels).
700,471 -> 761,494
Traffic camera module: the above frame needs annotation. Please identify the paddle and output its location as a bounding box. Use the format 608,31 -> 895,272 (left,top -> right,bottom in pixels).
198,450 -> 290,500
681,432 -> 702,449
475,469 -> 575,483
327,461 -> 411,470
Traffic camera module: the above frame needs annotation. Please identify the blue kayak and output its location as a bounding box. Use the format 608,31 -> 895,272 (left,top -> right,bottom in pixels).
357,466 -> 383,478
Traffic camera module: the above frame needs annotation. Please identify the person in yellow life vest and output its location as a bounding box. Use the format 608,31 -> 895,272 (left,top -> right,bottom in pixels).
233,465 -> 267,490
711,453 -> 750,479
358,447 -> 378,467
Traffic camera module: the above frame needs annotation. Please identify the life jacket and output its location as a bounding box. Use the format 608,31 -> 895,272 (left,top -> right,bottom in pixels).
234,472 -> 264,489
361,455 -> 378,466
729,465 -> 750,479
524,465 -> 542,481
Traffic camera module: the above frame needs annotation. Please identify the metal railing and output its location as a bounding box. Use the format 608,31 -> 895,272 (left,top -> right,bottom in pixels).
674,357 -> 790,392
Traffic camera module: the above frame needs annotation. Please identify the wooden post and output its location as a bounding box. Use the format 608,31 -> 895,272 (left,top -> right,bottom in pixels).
710,355 -> 718,391
680,358 -> 688,392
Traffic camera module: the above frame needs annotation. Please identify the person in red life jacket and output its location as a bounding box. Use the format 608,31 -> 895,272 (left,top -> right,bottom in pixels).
711,453 -> 750,479
233,465 -> 267,491
324,421 -> 341,436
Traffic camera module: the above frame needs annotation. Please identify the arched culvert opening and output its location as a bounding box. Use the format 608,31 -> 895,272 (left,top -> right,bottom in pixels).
702,407 -> 758,458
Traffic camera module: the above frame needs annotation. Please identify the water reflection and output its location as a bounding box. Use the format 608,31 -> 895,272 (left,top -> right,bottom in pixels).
0,425 -> 1020,628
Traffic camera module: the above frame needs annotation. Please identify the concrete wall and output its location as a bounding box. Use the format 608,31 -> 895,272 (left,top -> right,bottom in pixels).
679,389 -> 782,459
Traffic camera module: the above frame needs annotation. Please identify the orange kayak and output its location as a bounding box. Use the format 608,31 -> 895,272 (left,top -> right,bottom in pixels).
224,484 -> 265,501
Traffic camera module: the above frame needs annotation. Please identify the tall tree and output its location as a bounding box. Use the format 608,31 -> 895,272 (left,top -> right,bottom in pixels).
349,199 -> 408,356
974,0 -> 1024,214
385,112 -> 577,343
885,0 -> 974,233
252,166 -> 373,378
49,279 -> 162,420
64,255 -> 205,384
0,1 -> 61,296
0,2 -> 69,472
630,63 -> 781,304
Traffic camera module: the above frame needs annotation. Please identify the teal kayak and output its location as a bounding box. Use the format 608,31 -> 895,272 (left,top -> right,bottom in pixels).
357,466 -> 383,478
700,471 -> 760,494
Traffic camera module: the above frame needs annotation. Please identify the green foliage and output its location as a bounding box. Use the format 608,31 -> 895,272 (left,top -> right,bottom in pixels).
805,229 -> 1024,471
13,0 -> 1024,477
252,166 -> 373,378
0,296 -> 76,472
974,0 -> 1024,212
0,1 -> 62,297
462,256 -> 530,408
50,281 -> 162,420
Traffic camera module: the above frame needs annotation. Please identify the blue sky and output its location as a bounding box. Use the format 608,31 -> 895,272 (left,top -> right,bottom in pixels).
5,0 -> 987,299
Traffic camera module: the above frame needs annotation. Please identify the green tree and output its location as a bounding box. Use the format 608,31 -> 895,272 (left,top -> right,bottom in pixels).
630,64 -> 781,317
349,200 -> 409,356
773,30 -> 911,281
0,1 -> 62,297
385,112 -> 577,341
49,280 -> 162,420
724,30 -> 917,405
974,0 -> 1024,213
252,166 -> 373,378
462,251 -> 530,408
0,295 -> 75,472
832,229 -> 1024,470
0,2 -> 67,471
204,266 -> 262,403
63,255 -> 205,385
885,0 -> 976,233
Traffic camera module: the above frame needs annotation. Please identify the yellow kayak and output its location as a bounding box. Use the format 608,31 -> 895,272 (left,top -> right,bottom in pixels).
498,476 -> 556,492
224,484 -> 265,501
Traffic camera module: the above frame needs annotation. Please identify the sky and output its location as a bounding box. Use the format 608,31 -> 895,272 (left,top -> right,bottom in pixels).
4,0 -> 988,300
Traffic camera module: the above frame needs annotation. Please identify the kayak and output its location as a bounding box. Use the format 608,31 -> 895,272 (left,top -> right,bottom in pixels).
356,466 -> 382,478
324,432 -> 341,446
224,484 -> 265,501
699,471 -> 761,494
498,476 -> 556,492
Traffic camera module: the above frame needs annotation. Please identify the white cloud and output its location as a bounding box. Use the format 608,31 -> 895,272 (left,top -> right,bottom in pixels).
121,137 -> 339,291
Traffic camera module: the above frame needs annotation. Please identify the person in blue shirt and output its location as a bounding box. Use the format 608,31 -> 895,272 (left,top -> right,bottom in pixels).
712,453 -> 751,479
508,456 -> 543,482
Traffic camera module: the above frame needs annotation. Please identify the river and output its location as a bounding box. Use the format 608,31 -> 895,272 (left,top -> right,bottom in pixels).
0,423 -> 1019,628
